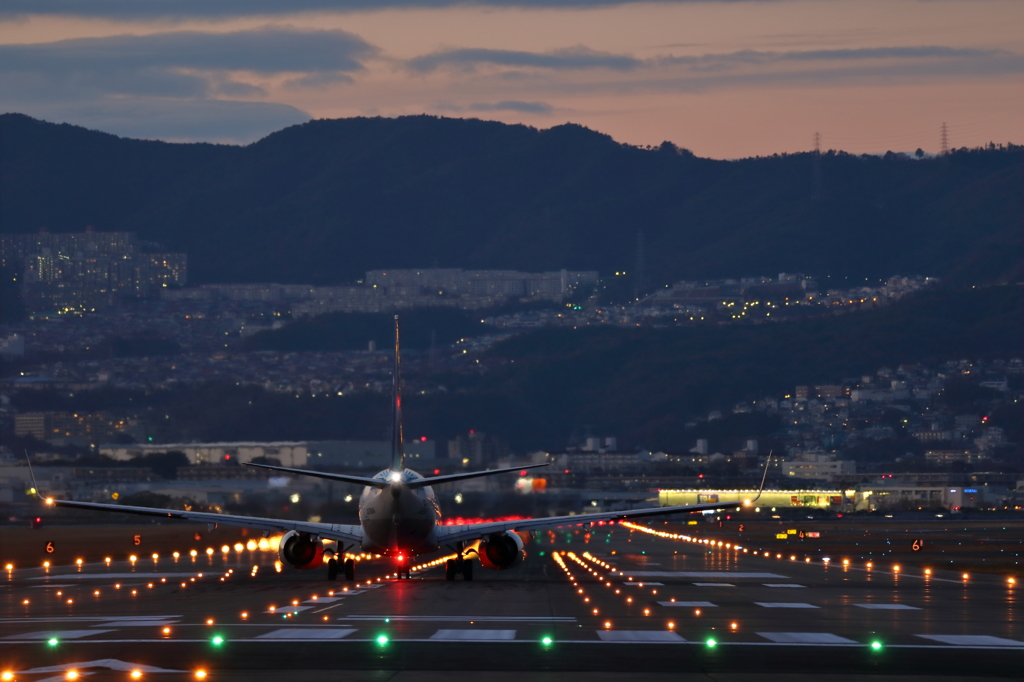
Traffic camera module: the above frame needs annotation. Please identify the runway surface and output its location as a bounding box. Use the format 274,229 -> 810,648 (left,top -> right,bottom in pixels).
2,521 -> 1021,680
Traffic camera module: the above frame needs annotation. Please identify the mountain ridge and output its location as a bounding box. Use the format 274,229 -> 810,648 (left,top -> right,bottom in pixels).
1,112 -> 1020,289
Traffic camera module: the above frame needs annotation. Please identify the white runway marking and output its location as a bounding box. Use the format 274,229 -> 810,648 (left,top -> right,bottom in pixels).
853,604 -> 920,610
256,628 -> 356,640
626,572 -> 787,578
268,605 -> 313,614
430,629 -> 517,640
763,584 -> 805,588
343,615 -> 576,622
657,601 -> 717,607
693,582 -> 734,587
29,573 -> 203,580
915,635 -> 1024,647
623,582 -> 664,586
91,621 -> 177,628
304,597 -> 343,604
758,632 -> 857,644
16,659 -> 186,674
597,630 -> 685,642
1,630 -> 115,640
755,602 -> 819,609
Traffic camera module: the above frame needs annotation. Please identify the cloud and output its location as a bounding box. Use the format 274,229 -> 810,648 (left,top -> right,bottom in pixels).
659,45 -> 1007,71
3,98 -> 311,144
0,0 -> 776,20
408,47 -> 642,73
0,27 -> 371,142
0,27 -> 375,80
468,100 -> 554,114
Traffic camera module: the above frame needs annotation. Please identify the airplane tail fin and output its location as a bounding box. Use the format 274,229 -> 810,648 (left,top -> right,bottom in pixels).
391,315 -> 404,473
750,450 -> 772,502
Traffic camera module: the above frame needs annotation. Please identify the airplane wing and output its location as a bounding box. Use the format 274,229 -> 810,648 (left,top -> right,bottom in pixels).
438,453 -> 773,545
243,462 -> 389,488
37,497 -> 363,545
406,463 -> 549,489
435,499 -> 745,545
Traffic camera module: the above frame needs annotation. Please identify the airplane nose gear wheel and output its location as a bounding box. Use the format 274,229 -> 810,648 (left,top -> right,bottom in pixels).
343,558 -> 355,581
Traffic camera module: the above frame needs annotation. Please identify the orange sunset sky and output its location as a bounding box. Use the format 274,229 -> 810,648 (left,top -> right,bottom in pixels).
1,0 -> 1021,158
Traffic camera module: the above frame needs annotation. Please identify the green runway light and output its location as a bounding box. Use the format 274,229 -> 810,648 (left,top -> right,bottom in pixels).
212,636 -> 224,646
871,641 -> 882,650
376,635 -> 389,645
706,638 -> 717,648
385,618 -> 390,623
541,636 -> 553,645
47,637 -> 59,647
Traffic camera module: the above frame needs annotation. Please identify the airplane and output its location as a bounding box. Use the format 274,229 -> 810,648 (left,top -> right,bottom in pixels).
30,315 -> 770,582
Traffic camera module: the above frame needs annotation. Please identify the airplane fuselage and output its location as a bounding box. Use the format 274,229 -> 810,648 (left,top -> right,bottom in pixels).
358,468 -> 441,556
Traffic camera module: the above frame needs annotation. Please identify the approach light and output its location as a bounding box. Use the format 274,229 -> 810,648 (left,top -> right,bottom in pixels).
194,671 -> 207,679
65,671 -> 79,680
130,670 -> 143,679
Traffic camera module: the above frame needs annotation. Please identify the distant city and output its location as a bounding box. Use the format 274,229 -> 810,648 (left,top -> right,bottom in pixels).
0,230 -> 1019,520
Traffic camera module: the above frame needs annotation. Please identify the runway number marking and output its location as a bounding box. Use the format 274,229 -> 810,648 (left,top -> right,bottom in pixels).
45,541 -> 54,553
912,539 -> 924,551
133,535 -> 142,546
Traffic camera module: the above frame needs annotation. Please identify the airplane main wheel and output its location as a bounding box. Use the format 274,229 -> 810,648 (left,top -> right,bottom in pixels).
445,559 -> 456,581
462,558 -> 474,581
343,558 -> 355,581
327,559 -> 339,581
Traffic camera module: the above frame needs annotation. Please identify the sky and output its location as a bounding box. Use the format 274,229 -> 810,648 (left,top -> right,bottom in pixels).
1,0 -> 1021,158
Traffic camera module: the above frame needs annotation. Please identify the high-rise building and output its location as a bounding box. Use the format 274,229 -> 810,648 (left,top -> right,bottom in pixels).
1,230 -> 187,313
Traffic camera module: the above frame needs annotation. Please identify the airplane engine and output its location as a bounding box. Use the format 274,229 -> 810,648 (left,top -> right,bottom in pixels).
477,530 -> 525,570
278,530 -> 324,570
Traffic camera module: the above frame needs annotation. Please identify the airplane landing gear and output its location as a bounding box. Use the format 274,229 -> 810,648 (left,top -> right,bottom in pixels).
327,558 -> 339,581
343,558 -> 355,581
446,557 -> 473,581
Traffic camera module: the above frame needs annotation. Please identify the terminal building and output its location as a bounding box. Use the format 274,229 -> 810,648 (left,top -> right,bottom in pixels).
658,489 -> 850,509
99,439 -> 436,471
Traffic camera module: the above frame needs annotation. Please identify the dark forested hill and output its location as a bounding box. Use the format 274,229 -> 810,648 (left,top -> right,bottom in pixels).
1,113 -> 1021,287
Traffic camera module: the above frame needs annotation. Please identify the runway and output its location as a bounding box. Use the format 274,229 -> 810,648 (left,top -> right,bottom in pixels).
2,521 -> 1021,680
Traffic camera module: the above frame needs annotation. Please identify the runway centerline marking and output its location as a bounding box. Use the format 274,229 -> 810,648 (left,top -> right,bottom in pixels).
623,581 -> 664,586
755,602 -> 820,609
1,630 -> 116,640
430,629 -> 517,641
693,582 -> 734,587
657,601 -> 717,607
257,628 -> 356,640
626,572 -> 787,578
597,631 -> 685,642
763,584 -> 805,588
915,635 -> 1024,647
341,615 -> 576,622
854,604 -> 920,610
758,632 -> 857,644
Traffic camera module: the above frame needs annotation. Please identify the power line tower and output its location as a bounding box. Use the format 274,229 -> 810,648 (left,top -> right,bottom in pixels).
632,230 -> 647,301
811,132 -> 823,201
940,122 -> 949,155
